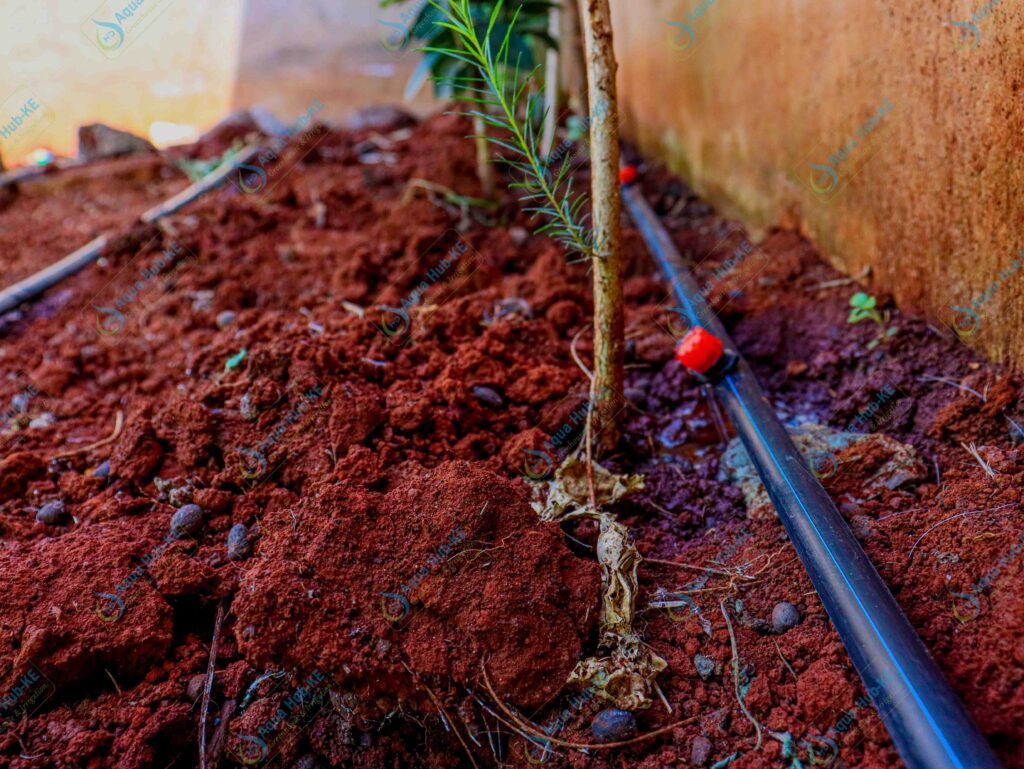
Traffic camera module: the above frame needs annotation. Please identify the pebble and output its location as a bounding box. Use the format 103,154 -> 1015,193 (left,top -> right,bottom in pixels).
471,385 -> 503,409
240,392 -> 258,421
591,709 -> 637,742
29,413 -> 55,429
693,654 -> 716,681
691,734 -> 712,766
36,499 -> 69,525
186,674 -> 206,701
171,504 -> 204,539
227,523 -> 252,561
509,226 -> 530,246
93,460 -> 111,478
772,601 -> 802,633
216,310 -> 237,329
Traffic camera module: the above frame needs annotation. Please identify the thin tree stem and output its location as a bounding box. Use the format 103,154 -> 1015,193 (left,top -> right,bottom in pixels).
577,0 -> 624,450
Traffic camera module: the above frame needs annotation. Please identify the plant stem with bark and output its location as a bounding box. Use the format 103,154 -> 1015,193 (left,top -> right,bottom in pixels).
472,116 -> 496,198
578,0 -> 624,451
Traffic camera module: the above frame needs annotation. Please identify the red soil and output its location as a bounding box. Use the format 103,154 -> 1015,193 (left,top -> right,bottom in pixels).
0,112 -> 1020,769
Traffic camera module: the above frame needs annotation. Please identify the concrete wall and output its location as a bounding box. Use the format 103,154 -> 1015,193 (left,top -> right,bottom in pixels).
231,0 -> 436,128
610,0 -> 1024,367
0,0 -> 244,163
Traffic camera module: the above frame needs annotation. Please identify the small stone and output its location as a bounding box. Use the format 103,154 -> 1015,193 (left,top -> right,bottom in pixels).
240,392 -> 258,421
691,734 -> 712,766
772,602 -> 802,633
591,709 -> 637,742
93,460 -> 111,479
216,310 -> 237,329
36,499 -> 69,525
186,674 -> 206,702
77,123 -> 155,161
509,226 -> 529,246
29,413 -> 55,429
11,393 -> 30,412
693,654 -> 716,680
171,504 -> 204,539
227,523 -> 252,561
471,386 -> 503,409
168,484 -> 194,508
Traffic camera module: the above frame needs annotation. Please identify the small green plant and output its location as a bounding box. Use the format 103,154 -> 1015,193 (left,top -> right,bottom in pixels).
173,143 -> 245,183
381,0 -> 555,197
422,0 -> 600,259
847,292 -> 898,348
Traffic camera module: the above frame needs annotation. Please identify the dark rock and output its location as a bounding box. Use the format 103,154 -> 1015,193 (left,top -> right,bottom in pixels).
171,503 -> 204,539
471,386 -> 503,409
591,709 -> 637,742
77,124 -> 155,162
771,601 -> 802,633
36,499 -> 69,525
693,654 -> 716,681
227,523 -> 252,561
344,105 -> 416,132
216,310 -> 237,329
691,734 -> 713,765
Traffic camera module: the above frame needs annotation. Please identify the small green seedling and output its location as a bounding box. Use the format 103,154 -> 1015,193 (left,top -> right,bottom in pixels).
847,292 -> 898,348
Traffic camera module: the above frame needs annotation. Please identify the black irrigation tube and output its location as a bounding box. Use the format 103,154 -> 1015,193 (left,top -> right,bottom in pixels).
0,143 -> 262,317
622,182 -> 1004,769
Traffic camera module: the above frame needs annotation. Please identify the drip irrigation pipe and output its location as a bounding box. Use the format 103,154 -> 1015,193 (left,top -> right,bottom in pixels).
0,143 -> 262,318
622,182 -> 1003,769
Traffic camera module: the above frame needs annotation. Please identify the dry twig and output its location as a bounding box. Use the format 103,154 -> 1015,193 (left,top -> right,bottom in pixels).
53,410 -> 124,459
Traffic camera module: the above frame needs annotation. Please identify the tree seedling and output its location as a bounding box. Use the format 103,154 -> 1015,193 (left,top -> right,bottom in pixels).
847,292 -> 897,348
